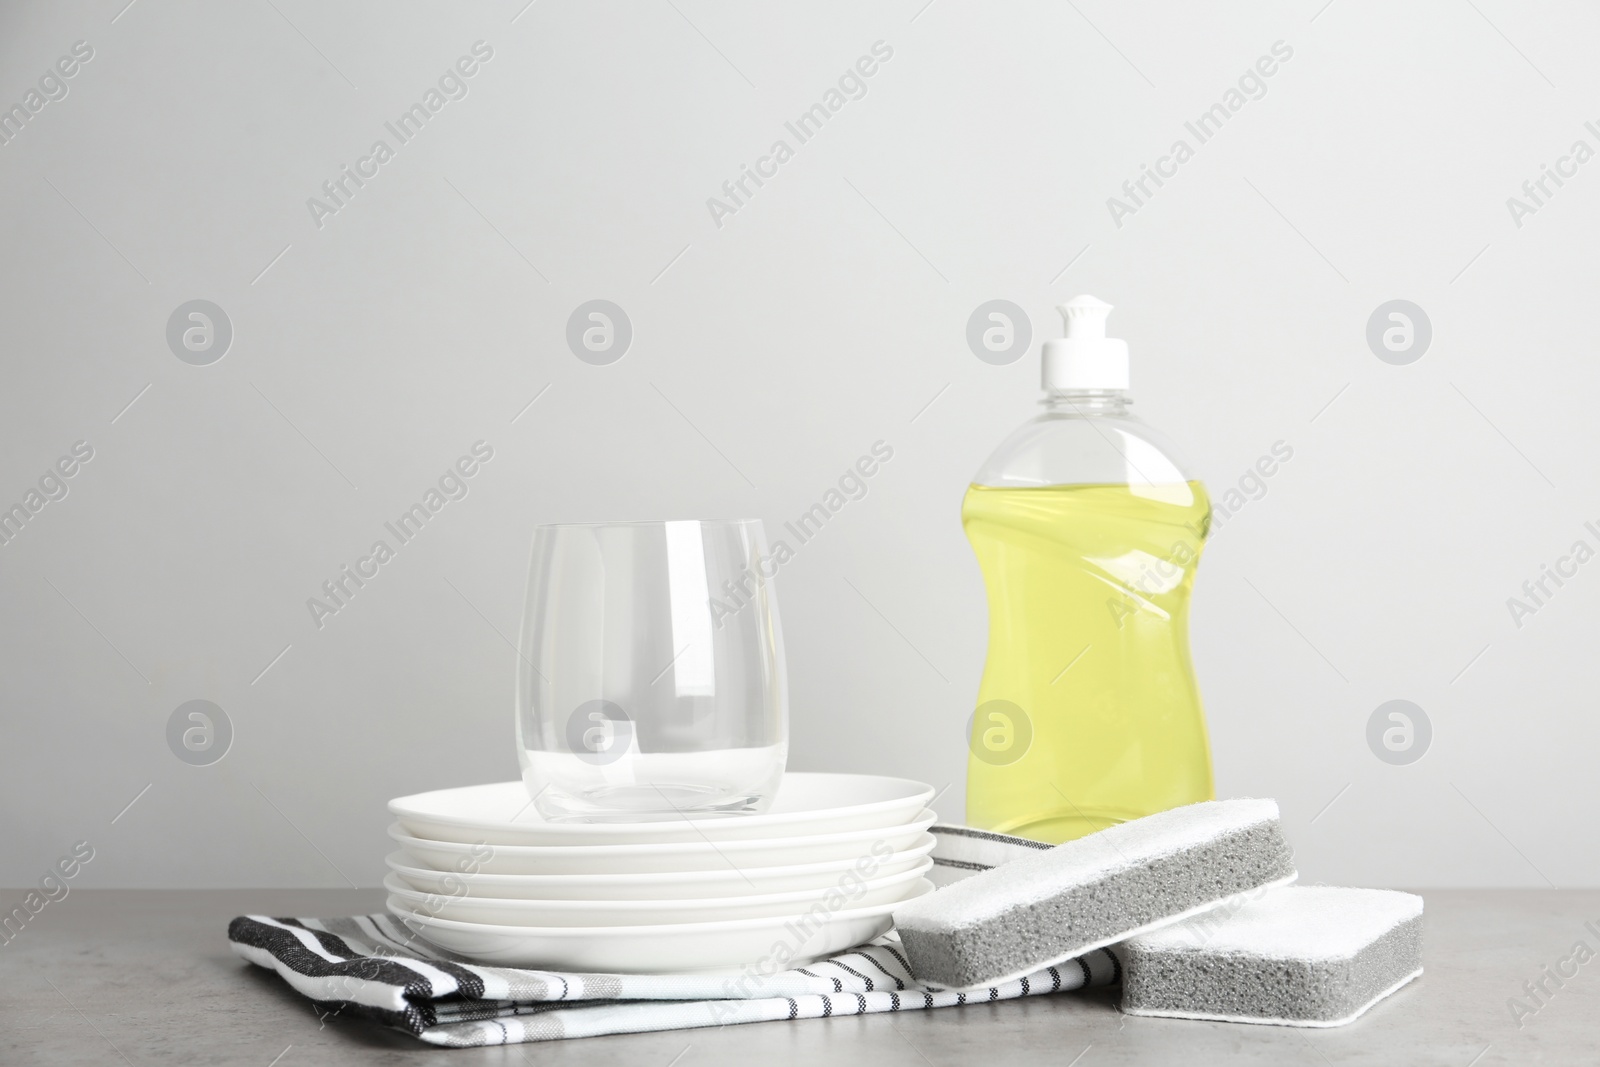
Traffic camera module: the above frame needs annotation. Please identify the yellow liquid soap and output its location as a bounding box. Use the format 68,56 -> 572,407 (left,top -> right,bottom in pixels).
963,480 -> 1215,843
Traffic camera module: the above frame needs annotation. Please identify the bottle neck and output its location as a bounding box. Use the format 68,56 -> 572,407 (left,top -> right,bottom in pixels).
1042,389 -> 1131,416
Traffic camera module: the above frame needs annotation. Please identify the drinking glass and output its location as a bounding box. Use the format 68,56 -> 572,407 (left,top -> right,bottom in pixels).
516,519 -> 789,821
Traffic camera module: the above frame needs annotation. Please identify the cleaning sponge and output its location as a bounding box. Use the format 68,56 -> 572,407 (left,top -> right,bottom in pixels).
1116,885 -> 1423,1026
892,799 -> 1296,989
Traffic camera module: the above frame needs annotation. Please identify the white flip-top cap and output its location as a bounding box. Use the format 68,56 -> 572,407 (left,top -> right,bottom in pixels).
1041,295 -> 1130,392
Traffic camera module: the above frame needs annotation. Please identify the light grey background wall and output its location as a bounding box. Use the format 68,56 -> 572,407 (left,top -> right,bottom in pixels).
2,0 -> 1594,889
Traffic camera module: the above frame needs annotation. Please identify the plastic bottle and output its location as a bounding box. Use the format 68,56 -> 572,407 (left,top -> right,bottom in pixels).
963,295 -> 1214,843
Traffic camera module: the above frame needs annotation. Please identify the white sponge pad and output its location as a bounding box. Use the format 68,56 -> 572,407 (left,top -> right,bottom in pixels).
1116,885 -> 1424,1026
892,799 -> 1296,989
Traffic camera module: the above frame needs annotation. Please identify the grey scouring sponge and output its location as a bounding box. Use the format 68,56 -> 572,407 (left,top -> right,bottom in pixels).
892,799 -> 1296,989
1115,885 -> 1423,1027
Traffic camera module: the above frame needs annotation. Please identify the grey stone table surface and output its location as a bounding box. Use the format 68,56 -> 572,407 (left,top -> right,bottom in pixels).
0,889 -> 1594,1065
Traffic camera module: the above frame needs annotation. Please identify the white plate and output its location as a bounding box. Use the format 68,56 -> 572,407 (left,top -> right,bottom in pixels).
389,813 -> 937,875
385,836 -> 937,900
389,773 -> 935,846
390,771 -> 934,844
382,860 -> 932,926
389,881 -> 934,972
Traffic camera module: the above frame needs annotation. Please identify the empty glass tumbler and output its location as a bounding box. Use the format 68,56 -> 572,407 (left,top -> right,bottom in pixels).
516,519 -> 789,821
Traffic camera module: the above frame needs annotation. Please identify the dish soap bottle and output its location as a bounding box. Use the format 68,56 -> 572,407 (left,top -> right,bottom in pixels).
964,295 -> 1214,843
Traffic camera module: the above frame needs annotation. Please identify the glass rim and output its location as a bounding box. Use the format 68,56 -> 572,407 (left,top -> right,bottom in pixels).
531,517 -> 765,530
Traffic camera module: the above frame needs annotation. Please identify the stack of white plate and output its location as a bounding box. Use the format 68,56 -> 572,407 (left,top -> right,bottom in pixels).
384,773 -> 937,973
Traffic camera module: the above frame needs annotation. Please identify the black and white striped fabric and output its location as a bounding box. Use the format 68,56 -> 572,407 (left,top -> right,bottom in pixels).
228,823 -> 1112,1047
927,823 -> 1054,885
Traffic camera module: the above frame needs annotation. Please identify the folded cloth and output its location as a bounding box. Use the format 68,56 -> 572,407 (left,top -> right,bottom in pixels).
228,825 -> 1114,1047
927,823 -> 1053,886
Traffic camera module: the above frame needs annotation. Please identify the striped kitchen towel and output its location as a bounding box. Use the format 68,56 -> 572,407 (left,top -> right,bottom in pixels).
228,824 -> 1110,1047
927,823 -> 1053,886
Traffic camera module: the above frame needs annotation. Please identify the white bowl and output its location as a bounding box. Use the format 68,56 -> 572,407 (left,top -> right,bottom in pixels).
389,812 -> 936,876
382,859 -> 932,926
384,836 -> 936,900
389,773 -> 935,846
390,880 -> 935,973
